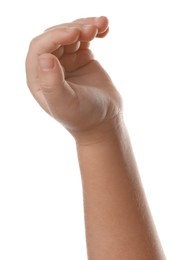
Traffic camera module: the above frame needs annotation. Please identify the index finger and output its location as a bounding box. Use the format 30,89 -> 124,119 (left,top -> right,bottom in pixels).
45,16 -> 109,38
29,27 -> 80,56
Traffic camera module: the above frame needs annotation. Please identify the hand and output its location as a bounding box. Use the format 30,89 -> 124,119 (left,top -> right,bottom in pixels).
26,16 -> 122,143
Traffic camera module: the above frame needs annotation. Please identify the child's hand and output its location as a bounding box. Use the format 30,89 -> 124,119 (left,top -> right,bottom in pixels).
26,16 -> 122,143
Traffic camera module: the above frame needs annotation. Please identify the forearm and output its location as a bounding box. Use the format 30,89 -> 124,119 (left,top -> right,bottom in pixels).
26,15 -> 166,260
76,115 -> 166,260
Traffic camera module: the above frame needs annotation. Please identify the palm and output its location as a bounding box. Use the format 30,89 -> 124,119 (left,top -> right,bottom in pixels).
54,44 -> 106,84
54,48 -> 119,131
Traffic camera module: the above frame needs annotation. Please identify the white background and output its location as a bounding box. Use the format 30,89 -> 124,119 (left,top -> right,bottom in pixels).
0,0 -> 188,259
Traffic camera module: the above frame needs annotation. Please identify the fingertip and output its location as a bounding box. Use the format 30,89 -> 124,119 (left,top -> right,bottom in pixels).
97,16 -> 109,24
96,27 -> 109,38
95,16 -> 109,33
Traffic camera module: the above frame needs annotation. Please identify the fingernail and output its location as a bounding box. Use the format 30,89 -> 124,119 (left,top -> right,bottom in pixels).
39,57 -> 55,71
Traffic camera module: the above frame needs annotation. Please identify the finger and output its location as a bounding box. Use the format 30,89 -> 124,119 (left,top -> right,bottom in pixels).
96,27 -> 109,38
46,23 -> 98,43
79,42 -> 90,50
52,41 -> 81,59
38,53 -> 75,121
46,16 -> 101,31
79,24 -> 98,42
29,27 -> 80,55
54,41 -> 89,57
73,16 -> 109,35
26,27 -> 80,97
52,45 -> 64,59
64,41 -> 80,54
45,16 -> 109,39
95,16 -> 109,35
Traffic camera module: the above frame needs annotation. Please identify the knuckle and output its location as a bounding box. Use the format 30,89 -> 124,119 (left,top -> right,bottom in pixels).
29,35 -> 40,49
39,81 -> 54,94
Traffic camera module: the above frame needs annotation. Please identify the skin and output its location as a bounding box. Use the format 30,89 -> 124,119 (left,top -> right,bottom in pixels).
26,16 -> 166,259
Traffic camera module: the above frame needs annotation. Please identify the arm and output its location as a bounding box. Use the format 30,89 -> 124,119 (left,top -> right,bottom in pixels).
26,16 -> 166,259
76,117 -> 165,259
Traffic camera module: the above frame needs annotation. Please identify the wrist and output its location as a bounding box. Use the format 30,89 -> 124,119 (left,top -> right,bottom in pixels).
72,113 -> 125,146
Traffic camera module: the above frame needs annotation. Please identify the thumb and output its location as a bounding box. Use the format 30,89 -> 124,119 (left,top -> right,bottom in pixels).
38,53 -> 75,118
